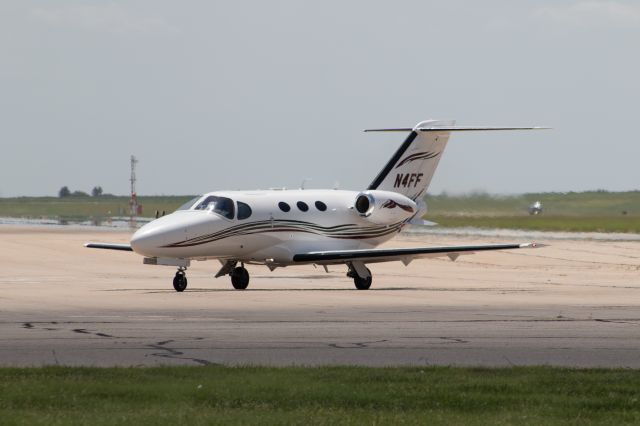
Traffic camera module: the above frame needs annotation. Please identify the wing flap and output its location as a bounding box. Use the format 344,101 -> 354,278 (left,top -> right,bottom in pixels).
85,242 -> 133,252
293,243 -> 544,264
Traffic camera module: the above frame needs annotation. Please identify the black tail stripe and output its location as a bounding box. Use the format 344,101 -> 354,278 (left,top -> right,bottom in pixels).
368,131 -> 418,190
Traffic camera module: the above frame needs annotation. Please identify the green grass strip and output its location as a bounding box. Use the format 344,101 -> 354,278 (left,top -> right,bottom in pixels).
2,192 -> 640,233
1,366 -> 639,425
0,196 -> 194,220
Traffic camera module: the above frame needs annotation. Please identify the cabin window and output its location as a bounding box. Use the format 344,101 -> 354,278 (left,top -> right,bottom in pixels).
194,196 -> 235,219
297,201 -> 309,212
237,202 -> 252,220
315,201 -> 327,211
278,202 -> 291,212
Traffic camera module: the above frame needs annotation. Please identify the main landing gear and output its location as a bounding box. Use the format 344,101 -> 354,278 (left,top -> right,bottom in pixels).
173,268 -> 188,292
215,260 -> 250,290
347,262 -> 372,290
353,273 -> 372,290
230,265 -> 250,290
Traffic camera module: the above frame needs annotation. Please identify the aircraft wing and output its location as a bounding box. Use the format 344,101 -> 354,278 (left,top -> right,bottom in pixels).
85,242 -> 133,251
292,242 -> 543,265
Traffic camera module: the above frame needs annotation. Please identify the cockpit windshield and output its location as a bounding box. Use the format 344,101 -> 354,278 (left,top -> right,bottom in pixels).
194,196 -> 235,219
176,196 -> 200,211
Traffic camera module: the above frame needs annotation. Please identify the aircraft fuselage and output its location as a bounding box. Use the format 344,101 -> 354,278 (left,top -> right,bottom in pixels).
130,189 -> 418,265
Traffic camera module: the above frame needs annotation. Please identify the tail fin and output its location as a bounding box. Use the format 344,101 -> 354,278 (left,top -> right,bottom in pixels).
366,120 -> 547,200
367,120 -> 454,200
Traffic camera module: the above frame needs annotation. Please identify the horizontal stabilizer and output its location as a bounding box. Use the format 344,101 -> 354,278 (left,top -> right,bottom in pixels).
365,126 -> 549,133
85,242 -> 133,251
364,128 -> 413,132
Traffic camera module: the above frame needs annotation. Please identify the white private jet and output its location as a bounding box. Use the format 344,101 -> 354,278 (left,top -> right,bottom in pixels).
86,119 -> 547,292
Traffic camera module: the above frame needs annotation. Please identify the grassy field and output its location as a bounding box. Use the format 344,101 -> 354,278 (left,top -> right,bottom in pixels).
0,196 -> 194,221
426,191 -> 640,217
425,191 -> 640,233
1,366 -> 639,425
1,191 -> 639,233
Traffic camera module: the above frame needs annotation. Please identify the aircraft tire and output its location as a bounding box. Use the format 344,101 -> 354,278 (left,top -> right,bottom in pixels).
173,272 -> 187,292
353,269 -> 372,290
231,267 -> 250,290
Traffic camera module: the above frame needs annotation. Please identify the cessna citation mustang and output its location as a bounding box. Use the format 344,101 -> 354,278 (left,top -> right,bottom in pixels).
86,120 -> 547,292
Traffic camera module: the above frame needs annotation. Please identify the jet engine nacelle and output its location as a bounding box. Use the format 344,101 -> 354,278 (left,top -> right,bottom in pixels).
353,190 -> 418,224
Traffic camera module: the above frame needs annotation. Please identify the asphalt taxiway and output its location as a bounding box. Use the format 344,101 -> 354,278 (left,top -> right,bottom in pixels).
1,226 -> 639,367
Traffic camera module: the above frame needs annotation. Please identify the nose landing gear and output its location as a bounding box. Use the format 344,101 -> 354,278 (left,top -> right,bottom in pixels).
173,268 -> 188,292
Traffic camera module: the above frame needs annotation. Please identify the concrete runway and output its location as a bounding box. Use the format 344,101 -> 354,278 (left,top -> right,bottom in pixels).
1,226 -> 639,367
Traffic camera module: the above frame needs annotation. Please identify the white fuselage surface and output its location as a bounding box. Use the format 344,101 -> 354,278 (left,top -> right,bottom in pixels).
131,189 -> 416,265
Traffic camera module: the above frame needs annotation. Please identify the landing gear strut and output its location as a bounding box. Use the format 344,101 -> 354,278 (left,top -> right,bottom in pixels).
230,265 -> 250,290
173,268 -> 187,292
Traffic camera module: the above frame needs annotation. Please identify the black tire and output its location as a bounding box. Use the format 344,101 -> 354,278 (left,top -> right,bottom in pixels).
353,268 -> 372,290
231,267 -> 250,290
173,272 -> 187,292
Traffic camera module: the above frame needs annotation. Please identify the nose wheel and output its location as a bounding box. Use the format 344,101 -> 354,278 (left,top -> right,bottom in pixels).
230,266 -> 250,290
173,268 -> 187,292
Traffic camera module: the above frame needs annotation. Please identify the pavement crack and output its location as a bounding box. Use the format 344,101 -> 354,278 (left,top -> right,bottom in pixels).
439,337 -> 468,344
595,319 -> 640,326
329,339 -> 388,349
503,355 -> 515,367
146,341 -> 213,366
72,328 -> 117,338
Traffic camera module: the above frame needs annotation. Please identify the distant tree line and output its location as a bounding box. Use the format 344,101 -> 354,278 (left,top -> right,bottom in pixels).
58,186 -> 106,198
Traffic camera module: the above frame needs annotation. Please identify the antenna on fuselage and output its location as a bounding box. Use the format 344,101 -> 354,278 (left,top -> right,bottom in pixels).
300,178 -> 312,190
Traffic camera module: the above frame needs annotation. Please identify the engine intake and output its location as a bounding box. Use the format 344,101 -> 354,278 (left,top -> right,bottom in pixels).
353,190 -> 418,224
355,193 -> 374,217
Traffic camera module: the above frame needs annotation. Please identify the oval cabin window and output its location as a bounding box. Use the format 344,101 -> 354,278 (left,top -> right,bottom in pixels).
278,202 -> 291,212
237,202 -> 252,220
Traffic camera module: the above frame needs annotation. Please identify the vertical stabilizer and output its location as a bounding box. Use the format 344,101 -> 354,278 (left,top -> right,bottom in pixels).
367,120 -> 454,200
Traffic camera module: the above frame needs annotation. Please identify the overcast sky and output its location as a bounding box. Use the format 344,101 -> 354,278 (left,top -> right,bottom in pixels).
1,1 -> 639,196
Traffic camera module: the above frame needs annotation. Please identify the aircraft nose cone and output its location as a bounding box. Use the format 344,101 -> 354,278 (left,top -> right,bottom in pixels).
130,212 -> 215,257
130,213 -> 196,256
130,218 -> 180,256
130,226 -> 160,256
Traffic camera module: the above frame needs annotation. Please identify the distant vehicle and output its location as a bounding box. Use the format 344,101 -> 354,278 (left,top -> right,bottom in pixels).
86,119 -> 547,292
528,201 -> 543,215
